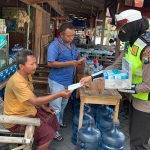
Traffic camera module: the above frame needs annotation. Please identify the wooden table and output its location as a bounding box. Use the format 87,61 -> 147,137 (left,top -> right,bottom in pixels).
77,74 -> 122,130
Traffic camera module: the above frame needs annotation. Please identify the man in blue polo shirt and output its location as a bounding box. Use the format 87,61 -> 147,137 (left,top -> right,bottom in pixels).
47,22 -> 84,141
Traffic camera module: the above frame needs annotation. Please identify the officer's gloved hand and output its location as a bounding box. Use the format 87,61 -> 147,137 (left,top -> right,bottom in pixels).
118,84 -> 136,94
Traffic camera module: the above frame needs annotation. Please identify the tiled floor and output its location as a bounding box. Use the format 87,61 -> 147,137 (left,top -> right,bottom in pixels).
48,99 -> 131,150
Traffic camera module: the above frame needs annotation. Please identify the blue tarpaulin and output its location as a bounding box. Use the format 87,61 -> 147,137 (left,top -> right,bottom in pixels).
70,18 -> 85,28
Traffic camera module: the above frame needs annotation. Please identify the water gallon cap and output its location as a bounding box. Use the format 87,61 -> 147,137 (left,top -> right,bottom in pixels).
109,108 -> 114,114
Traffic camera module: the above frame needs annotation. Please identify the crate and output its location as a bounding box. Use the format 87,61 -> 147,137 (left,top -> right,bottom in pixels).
104,57 -> 132,89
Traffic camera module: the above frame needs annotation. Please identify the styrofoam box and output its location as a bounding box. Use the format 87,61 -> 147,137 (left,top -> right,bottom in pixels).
104,57 -> 132,89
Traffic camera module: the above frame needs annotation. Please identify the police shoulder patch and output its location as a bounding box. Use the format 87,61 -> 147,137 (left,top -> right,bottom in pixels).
142,50 -> 150,64
131,45 -> 139,56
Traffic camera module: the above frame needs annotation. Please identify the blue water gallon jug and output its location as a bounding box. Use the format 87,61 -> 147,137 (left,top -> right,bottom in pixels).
7,67 -> 12,76
1,70 -> 6,81
0,87 -> 5,99
71,113 -> 94,145
0,71 -> 3,82
14,64 -> 17,71
76,120 -> 101,150
9,66 -> 13,75
97,109 -> 120,132
73,98 -> 80,115
9,66 -> 13,74
3,69 -> 8,78
74,104 -> 92,116
91,104 -> 99,120
96,105 -> 110,124
70,90 -> 80,115
10,66 -> 15,74
101,123 -> 125,150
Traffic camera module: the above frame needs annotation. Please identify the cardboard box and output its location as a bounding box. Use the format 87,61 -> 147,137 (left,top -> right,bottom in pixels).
104,57 -> 132,89
0,25 -> 7,33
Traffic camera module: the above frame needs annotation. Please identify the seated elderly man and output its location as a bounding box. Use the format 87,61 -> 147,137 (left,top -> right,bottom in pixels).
4,49 -> 72,150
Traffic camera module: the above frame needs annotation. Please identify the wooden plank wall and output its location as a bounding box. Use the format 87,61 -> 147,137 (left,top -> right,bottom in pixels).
34,8 -> 42,64
40,12 -> 51,64
34,7 -> 51,64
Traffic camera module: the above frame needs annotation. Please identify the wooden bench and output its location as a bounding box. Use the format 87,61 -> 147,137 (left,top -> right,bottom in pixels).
0,99 -> 40,150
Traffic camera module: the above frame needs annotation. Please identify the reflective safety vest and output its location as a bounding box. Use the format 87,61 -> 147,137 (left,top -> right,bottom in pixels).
125,38 -> 149,100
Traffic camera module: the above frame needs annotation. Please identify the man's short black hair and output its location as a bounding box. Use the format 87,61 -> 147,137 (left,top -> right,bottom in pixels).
59,22 -> 74,33
16,49 -> 33,68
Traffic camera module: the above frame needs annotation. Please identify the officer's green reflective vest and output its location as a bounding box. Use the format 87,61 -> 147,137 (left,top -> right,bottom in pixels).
125,38 -> 149,100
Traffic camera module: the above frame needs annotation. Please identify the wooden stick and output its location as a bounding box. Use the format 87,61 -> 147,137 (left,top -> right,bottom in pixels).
0,137 -> 30,144
0,115 -> 40,126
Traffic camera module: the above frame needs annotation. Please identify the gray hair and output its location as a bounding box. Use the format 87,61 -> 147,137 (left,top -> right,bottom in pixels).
16,49 -> 33,68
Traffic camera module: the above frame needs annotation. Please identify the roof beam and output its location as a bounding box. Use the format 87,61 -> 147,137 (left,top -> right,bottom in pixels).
59,2 -> 98,9
63,6 -> 96,17
65,10 -> 91,18
63,9 -> 90,17
20,0 -> 55,5
71,0 -> 102,9
48,0 -> 64,16
93,0 -> 104,9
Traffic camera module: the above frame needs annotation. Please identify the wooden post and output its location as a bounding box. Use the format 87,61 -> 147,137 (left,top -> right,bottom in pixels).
78,100 -> 84,130
93,18 -> 97,45
100,0 -> 107,45
115,0 -> 125,60
105,23 -> 111,45
113,99 -> 120,122
23,125 -> 35,150
34,8 -> 42,64
26,5 -> 30,49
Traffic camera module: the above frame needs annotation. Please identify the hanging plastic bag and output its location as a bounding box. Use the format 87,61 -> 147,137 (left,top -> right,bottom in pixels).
134,0 -> 144,7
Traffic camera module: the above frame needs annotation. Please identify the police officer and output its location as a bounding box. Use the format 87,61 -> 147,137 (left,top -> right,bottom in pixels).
80,9 -> 150,150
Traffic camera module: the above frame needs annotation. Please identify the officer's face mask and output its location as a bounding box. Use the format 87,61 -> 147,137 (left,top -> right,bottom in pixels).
118,31 -> 130,42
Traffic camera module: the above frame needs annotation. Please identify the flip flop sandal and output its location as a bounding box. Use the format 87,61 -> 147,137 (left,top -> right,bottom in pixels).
60,123 -> 67,128
53,133 -> 64,142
